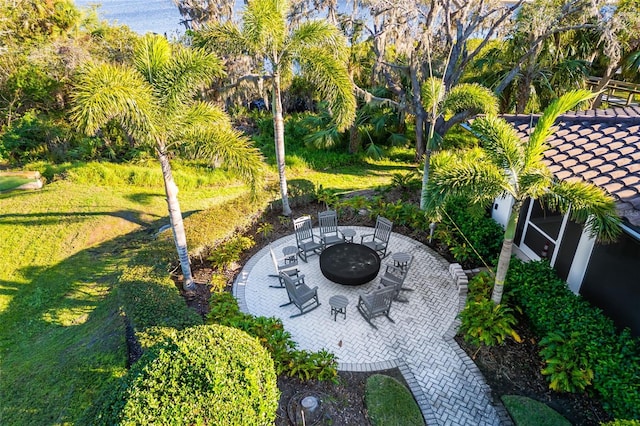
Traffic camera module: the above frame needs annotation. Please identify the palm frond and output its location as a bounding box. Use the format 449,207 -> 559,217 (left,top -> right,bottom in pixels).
443,83 -> 498,116
525,90 -> 594,165
133,34 -> 172,85
420,77 -> 445,114
194,22 -> 249,56
518,168 -> 554,200
471,115 -> 524,175
243,0 -> 288,55
296,45 -> 356,131
547,180 -> 621,243
70,62 -> 155,142
155,46 -> 225,111
178,104 -> 265,191
427,149 -> 510,211
290,21 -> 348,58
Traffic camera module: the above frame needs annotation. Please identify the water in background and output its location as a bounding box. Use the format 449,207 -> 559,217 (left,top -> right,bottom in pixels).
74,0 -> 185,36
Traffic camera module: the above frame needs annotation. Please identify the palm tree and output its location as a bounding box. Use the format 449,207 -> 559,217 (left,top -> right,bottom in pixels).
195,0 -> 356,216
70,34 -> 264,291
419,77 -> 498,210
426,90 -> 620,304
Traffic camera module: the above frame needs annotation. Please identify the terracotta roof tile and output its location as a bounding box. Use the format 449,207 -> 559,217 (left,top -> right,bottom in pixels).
615,157 -> 633,167
603,152 -> 621,162
626,163 -> 640,173
582,170 -> 599,180
573,164 -> 589,174
622,176 -> 640,187
587,157 -> 605,168
619,146 -> 636,156
606,182 -> 624,193
567,147 -> 583,157
608,141 -> 625,150
592,175 -> 610,185
608,169 -> 627,179
503,107 -> 640,225
593,147 -> 608,156
598,163 -> 616,174
583,142 -> 599,151
556,170 -> 573,180
577,152 -> 594,163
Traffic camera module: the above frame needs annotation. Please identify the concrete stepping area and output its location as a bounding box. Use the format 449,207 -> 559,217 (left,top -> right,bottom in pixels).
233,226 -> 508,425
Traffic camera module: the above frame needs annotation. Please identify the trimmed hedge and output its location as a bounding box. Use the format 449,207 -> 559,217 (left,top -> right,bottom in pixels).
507,260 -> 640,419
84,325 -> 279,425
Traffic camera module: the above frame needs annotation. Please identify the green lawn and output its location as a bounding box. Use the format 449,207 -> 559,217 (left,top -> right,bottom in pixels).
0,163 -> 248,425
0,157 -> 406,424
0,176 -> 33,191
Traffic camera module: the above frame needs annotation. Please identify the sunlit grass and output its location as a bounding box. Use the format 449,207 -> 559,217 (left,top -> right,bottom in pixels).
0,162 -> 248,424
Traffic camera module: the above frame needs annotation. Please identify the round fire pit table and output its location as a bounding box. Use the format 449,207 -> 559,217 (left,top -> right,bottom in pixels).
320,243 -> 381,286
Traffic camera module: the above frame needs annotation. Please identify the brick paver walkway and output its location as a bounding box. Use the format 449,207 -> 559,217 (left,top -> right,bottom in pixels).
233,227 -> 508,425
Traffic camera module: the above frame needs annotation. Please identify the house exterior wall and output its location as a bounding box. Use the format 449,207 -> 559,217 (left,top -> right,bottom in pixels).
580,229 -> 640,336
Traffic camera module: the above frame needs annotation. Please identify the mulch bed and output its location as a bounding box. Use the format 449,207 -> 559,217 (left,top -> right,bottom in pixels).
178,197 -> 611,425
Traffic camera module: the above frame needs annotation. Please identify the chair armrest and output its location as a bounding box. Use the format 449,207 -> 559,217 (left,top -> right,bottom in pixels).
360,233 -> 374,243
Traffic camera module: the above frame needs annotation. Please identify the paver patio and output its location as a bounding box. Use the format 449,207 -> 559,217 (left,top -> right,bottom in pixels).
233,226 -> 509,425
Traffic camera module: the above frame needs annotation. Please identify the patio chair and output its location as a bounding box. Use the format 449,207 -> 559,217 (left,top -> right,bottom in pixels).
318,210 -> 345,249
356,286 -> 395,329
293,215 -> 323,262
268,245 -> 300,288
360,216 -> 393,258
379,264 -> 409,303
279,272 -> 321,317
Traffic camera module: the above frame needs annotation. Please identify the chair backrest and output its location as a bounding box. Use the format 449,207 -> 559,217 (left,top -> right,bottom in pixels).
281,272 -> 300,303
374,216 -> 393,243
293,215 -> 314,244
318,210 -> 338,235
369,286 -> 395,313
269,245 -> 280,272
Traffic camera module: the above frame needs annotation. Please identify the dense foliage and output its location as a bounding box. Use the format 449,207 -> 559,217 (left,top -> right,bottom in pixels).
84,325 -> 279,425
207,292 -> 339,382
507,260 -> 640,419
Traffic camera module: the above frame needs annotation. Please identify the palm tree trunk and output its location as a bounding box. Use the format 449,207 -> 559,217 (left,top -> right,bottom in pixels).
491,203 -> 520,304
419,118 -> 435,210
272,71 -> 292,216
158,147 -> 195,291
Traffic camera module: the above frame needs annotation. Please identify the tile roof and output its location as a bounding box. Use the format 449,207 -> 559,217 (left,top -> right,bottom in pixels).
503,106 -> 640,227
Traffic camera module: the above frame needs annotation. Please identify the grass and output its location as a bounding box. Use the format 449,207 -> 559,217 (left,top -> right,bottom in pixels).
0,152 -> 410,424
365,374 -> 425,426
0,162 -> 248,425
0,176 -> 33,191
501,395 -> 571,426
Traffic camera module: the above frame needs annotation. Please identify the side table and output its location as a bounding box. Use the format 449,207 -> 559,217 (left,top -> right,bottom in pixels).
341,229 -> 356,243
392,252 -> 412,271
329,295 -> 349,321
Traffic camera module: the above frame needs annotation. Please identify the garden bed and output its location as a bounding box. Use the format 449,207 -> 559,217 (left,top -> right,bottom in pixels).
181,199 -> 611,425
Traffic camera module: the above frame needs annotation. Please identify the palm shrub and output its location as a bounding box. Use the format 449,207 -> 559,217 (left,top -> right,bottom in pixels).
459,272 -> 521,348
83,325 -> 279,425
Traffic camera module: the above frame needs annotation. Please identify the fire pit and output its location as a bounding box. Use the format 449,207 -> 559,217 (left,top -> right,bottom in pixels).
319,243 -> 381,286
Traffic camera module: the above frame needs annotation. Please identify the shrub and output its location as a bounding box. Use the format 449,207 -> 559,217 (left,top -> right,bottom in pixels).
507,259 -> 640,418
207,292 -> 338,382
435,197 -> 504,267
458,298 -> 521,347
539,331 -> 594,393
86,325 -> 279,425
207,235 -> 255,270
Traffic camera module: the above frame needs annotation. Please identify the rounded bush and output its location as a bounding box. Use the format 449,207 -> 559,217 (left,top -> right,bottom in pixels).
97,324 -> 279,425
